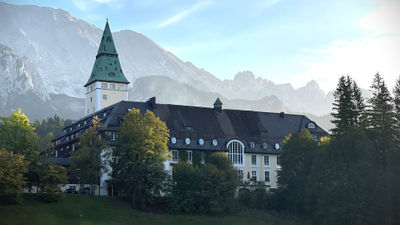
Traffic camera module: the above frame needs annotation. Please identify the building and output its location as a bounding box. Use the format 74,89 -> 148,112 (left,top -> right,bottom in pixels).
51,21 -> 328,196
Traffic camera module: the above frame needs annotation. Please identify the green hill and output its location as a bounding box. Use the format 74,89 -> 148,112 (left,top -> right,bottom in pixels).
0,194 -> 301,225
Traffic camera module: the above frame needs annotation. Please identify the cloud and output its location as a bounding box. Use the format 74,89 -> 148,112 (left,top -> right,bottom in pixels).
290,1 -> 400,93
292,36 -> 400,92
158,1 -> 213,28
360,0 -> 400,35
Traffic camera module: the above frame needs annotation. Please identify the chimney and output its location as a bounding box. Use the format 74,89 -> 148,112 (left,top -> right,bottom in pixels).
147,97 -> 156,110
213,98 -> 223,112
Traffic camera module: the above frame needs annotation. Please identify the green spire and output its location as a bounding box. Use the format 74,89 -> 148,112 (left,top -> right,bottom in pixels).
84,20 -> 129,87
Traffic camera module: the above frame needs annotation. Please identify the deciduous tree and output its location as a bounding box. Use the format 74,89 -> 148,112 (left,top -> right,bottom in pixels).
70,116 -> 107,195
111,108 -> 169,208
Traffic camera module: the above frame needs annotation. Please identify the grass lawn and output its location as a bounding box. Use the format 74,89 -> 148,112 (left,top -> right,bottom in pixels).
0,194 -> 302,225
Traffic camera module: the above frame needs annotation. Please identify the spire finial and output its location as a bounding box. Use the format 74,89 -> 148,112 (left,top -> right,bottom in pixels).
106,17 -> 108,22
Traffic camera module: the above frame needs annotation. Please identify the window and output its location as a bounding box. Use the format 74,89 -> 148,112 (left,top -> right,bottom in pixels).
90,97 -> 93,102
227,140 -> 244,165
308,122 -> 315,129
264,155 -> 270,167
187,151 -> 192,163
103,94 -> 107,100
251,155 -> 257,166
251,171 -> 257,181
265,171 -> 270,182
237,170 -> 244,181
201,151 -> 205,164
111,132 -> 116,141
102,83 -> 108,89
314,135 -> 318,141
110,84 -> 116,90
277,156 -> 281,167
171,150 -> 178,163
87,87 -> 90,92
118,85 -> 123,90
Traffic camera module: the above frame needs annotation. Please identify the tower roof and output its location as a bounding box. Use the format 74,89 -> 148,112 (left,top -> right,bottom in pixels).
84,20 -> 129,87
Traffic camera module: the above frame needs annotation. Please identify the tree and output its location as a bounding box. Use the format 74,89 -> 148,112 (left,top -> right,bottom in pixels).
277,129 -> 318,214
331,76 -> 366,135
111,108 -> 169,208
38,165 -> 67,202
0,109 -> 40,162
311,129 -> 377,225
70,116 -> 107,195
34,114 -> 73,154
393,76 -> 400,143
0,149 -> 28,204
366,73 -> 396,170
0,109 -> 41,191
169,152 -> 239,214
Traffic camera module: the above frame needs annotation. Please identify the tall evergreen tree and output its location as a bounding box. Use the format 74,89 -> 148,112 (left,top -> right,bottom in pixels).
367,73 -> 396,170
393,76 -> 400,142
366,73 -> 398,225
352,81 -> 367,127
331,75 -> 365,135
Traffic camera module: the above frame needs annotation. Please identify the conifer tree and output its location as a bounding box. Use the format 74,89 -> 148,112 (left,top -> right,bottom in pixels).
366,73 -> 398,225
331,75 -> 365,135
393,76 -> 400,142
367,73 -> 396,170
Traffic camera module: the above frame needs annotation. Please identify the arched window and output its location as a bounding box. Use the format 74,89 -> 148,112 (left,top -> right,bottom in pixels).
227,140 -> 245,166
308,122 -> 316,129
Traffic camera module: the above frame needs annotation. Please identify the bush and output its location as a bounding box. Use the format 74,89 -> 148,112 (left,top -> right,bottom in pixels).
0,149 -> 28,204
168,152 -> 239,214
38,165 -> 67,202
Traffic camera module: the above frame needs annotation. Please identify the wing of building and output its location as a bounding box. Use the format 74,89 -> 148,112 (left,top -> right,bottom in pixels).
50,20 -> 329,196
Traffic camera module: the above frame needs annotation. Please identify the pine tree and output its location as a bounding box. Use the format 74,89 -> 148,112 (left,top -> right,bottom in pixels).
366,73 -> 397,225
352,81 -> 367,127
331,75 -> 365,135
367,73 -> 396,170
393,76 -> 400,142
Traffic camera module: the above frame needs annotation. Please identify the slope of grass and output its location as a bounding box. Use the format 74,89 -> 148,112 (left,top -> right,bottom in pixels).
0,194 -> 302,225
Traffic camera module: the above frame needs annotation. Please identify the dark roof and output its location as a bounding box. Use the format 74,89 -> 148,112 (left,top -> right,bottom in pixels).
53,100 -> 329,154
84,20 -> 129,87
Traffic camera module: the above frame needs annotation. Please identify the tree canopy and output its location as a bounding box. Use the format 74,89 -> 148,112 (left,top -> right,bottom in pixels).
111,108 -> 169,208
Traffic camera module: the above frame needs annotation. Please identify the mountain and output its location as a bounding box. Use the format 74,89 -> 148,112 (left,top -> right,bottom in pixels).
0,43 -> 84,120
0,2 -> 344,130
0,2 -> 332,115
217,71 -> 332,115
0,2 -> 220,98
130,76 -> 288,113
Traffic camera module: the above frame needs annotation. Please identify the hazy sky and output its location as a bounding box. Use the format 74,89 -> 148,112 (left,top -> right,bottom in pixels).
5,0 -> 400,92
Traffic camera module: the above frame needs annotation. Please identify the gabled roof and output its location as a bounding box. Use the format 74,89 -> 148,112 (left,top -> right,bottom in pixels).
84,20 -> 129,87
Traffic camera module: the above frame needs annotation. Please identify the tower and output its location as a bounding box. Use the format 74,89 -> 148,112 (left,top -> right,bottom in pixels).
84,19 -> 129,116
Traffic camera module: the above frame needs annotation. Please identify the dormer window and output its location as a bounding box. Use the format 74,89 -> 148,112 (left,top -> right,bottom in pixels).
308,122 -> 316,129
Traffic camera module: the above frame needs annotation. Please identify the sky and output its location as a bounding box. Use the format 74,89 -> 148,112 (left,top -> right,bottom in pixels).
5,0 -> 400,92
